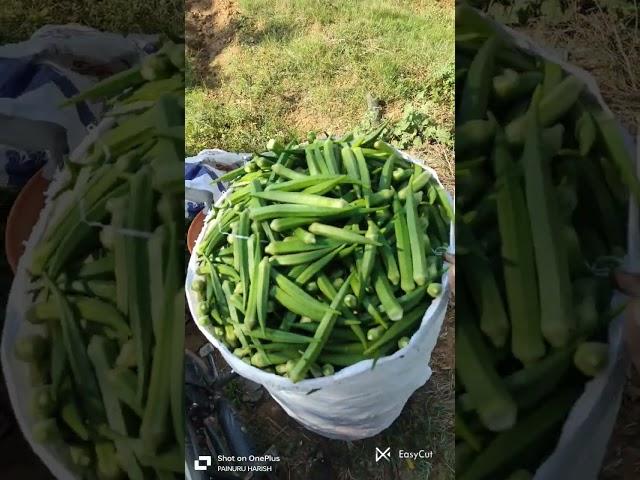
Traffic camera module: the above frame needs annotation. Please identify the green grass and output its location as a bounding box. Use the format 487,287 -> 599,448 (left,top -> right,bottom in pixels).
0,0 -> 183,43
186,0 -> 454,157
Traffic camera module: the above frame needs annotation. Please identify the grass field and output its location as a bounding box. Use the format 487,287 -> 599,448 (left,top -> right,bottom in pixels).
186,0 -> 455,188
0,0 -> 183,43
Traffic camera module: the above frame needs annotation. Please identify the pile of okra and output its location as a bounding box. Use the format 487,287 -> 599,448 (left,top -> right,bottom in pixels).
15,43 -> 185,479
191,131 -> 452,383
455,6 -> 640,480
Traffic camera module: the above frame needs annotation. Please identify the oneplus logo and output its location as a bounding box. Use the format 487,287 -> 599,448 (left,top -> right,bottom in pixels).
195,456 -> 212,471
375,447 -> 391,462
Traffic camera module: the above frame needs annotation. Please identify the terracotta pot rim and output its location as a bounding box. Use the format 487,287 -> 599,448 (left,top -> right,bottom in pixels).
5,168 -> 49,273
187,210 -> 206,255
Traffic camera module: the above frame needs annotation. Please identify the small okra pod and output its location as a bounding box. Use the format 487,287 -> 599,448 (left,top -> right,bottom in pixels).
212,326 -> 224,340
573,341 -> 608,377
405,180 -> 429,286
309,363 -> 323,378
303,175 -> 353,195
251,204 -> 357,222
344,294 -> 358,309
293,227 -> 316,244
256,157 -> 275,169
340,147 -> 362,197
275,363 -> 290,375
308,222 -> 381,246
363,304 -> 426,355
351,189 -> 395,208
323,139 -> 339,174
251,351 -> 292,368
305,145 -> 322,175
575,107 -> 596,156
322,364 -> 335,376
15,334 -> 49,362
273,271 -> 338,318
256,258 -> 271,332
266,174 -> 336,192
234,347 -> 252,358
270,246 -> 337,266
266,138 -> 284,153
367,326 -> 385,342
270,217 -> 322,232
265,239 -> 334,255
273,287 -> 327,321
427,283 -> 442,298
352,146 -> 372,195
225,324 -> 239,347
460,34 -> 500,122
393,168 -> 412,183
393,198 -> 416,293
378,154 -> 395,190
252,190 -> 348,209
271,163 -> 307,180
359,220 -> 380,291
398,171 -> 432,200
380,238 -> 401,286
245,328 -> 315,346
295,245 -> 344,285
231,221 -> 240,262
33,418 -> 59,443
244,161 -> 259,173
373,269 -> 403,321
364,298 -> 389,329
373,139 -> 397,156
313,142 -> 330,175
191,278 -> 206,292
349,270 -> 363,299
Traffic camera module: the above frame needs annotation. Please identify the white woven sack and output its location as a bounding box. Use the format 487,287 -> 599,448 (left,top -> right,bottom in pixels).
470,11 -> 637,480
186,150 -> 454,440
2,166 -> 88,478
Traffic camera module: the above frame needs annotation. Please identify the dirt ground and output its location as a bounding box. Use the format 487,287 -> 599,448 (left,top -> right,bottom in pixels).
186,0 -> 239,88
602,368 -> 640,479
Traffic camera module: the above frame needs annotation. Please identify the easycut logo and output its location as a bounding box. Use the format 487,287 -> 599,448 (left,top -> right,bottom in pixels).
375,447 -> 391,462
194,456 -> 212,471
375,448 -> 434,463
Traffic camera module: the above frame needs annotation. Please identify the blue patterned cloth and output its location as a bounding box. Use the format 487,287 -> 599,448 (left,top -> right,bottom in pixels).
184,150 -> 248,219
3,150 -> 48,187
0,25 -> 156,190
0,57 -> 95,188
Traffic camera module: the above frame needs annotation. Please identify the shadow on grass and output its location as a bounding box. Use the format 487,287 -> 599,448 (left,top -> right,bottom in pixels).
186,9 -> 298,90
236,17 -> 297,46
